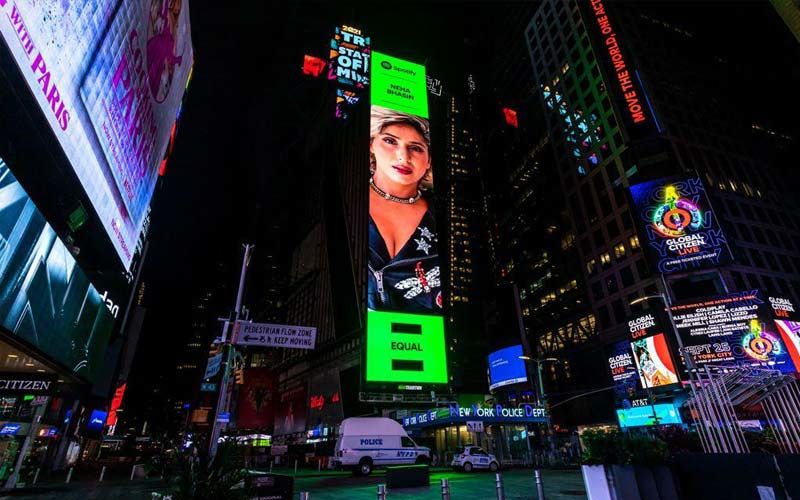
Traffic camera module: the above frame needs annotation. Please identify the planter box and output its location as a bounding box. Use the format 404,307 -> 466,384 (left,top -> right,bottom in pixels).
582,465 -> 613,500
582,464 -> 678,500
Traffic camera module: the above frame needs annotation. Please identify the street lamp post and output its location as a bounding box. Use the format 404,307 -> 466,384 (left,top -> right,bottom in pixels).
519,355 -> 559,453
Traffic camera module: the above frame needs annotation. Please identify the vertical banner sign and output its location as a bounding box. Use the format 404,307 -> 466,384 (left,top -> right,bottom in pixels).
627,312 -> 679,388
0,0 -> 193,269
237,368 -> 276,430
366,52 -> 446,386
671,291 -> 797,373
583,0 -> 658,140
328,25 -> 370,119
606,340 -> 639,399
629,176 -> 733,274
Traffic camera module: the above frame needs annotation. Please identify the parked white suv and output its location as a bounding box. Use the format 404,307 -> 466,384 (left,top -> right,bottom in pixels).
331,417 -> 431,475
451,445 -> 500,472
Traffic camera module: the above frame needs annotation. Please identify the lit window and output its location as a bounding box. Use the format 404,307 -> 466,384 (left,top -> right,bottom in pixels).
614,243 -> 626,259
600,253 -> 611,266
629,235 -> 640,249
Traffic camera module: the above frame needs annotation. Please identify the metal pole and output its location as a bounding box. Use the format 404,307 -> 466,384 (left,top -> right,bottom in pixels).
32,468 -> 40,485
294,459 -> 298,474
441,478 -> 451,500
495,472 -> 505,500
300,493 -> 310,500
66,467 -> 74,483
99,465 -> 106,482
208,244 -> 254,461
535,469 -> 545,500
377,483 -> 387,500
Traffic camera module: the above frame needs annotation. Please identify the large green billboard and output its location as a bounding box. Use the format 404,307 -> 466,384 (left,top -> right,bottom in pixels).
366,51 -> 446,389
370,52 -> 428,118
366,310 -> 447,384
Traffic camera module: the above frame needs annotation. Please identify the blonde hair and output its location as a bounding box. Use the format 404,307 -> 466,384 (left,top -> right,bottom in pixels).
370,105 -> 433,191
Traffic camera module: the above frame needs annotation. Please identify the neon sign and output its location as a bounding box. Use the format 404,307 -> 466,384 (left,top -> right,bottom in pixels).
590,0 -> 646,125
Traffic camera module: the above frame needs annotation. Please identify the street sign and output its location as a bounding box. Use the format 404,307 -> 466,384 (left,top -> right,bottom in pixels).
204,353 -> 223,379
235,321 -> 316,350
201,383 -> 217,392
466,421 -> 484,433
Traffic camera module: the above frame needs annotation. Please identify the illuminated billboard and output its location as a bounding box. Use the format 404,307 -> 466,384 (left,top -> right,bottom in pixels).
0,0 -> 193,269
0,158 -> 116,382
488,345 -> 528,390
606,340 -> 639,398
328,25 -> 370,119
629,177 -> 733,274
628,312 -> 679,388
616,403 -> 682,428
775,321 -> 800,373
671,291 -> 797,373
365,53 -> 446,387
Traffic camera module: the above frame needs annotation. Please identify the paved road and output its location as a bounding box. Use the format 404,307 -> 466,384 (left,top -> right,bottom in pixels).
0,468 -> 586,499
294,468 -> 586,500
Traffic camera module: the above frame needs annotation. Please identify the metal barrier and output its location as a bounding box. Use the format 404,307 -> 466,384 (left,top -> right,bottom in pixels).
440,478 -> 451,499
495,473 -> 505,500
535,469 -> 545,500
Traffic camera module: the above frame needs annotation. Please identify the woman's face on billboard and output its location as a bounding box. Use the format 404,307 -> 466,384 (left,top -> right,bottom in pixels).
371,124 -> 430,190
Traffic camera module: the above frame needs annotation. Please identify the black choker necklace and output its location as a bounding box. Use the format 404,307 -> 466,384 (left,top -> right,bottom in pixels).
370,177 -> 422,204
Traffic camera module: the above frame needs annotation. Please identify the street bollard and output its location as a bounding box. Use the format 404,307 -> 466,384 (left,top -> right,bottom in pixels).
269,461 -> 273,473
495,472 -> 505,500
33,468 -> 40,485
440,478 -> 451,500
66,467 -> 74,483
377,483 -> 387,500
300,492 -> 310,500
535,469 -> 545,500
99,465 -> 107,482
318,459 -> 321,471
294,459 -> 298,474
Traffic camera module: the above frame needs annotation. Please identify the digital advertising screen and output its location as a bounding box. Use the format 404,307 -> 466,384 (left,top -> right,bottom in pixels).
328,24 -> 370,119
273,383 -> 307,436
87,409 -> 108,432
307,369 -> 344,427
237,368 -> 277,430
627,312 -> 679,388
629,177 -> 732,274
606,339 -> 639,398
0,0 -> 193,269
365,51 -> 447,387
671,291 -> 797,373
488,345 -> 528,391
775,320 -> 800,374
0,158 -> 116,382
616,403 -> 682,428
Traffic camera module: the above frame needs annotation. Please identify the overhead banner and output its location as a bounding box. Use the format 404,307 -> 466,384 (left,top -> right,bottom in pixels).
0,0 -> 193,269
235,322 -> 316,350
671,290 -> 797,373
365,52 -> 446,388
627,312 -> 679,388
629,177 -> 732,274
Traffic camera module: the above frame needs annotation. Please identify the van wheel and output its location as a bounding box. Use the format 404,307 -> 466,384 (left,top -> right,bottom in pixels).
358,458 -> 373,476
489,461 -> 499,472
463,462 -> 473,472
415,456 -> 429,465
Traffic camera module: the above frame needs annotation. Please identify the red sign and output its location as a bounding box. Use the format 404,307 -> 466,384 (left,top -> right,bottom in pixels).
106,383 -> 127,427
590,0 -> 646,125
237,368 -> 276,430
502,107 -> 518,128
302,55 -> 326,77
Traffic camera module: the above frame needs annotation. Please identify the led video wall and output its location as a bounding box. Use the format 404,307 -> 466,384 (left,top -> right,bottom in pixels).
364,51 -> 447,387
0,158 -> 115,381
0,0 -> 193,269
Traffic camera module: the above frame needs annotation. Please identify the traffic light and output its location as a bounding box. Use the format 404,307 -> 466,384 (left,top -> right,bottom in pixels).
234,368 -> 244,385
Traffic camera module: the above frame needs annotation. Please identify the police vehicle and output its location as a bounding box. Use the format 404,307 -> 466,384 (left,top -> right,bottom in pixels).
451,445 -> 500,472
331,417 -> 431,475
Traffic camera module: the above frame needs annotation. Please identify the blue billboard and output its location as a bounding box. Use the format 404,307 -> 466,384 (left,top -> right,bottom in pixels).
488,345 -> 528,391
629,176 -> 732,274
87,409 -> 108,432
616,403 -> 682,428
0,158 -> 115,382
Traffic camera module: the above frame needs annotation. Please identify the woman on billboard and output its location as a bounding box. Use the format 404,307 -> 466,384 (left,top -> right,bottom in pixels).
368,106 -> 441,313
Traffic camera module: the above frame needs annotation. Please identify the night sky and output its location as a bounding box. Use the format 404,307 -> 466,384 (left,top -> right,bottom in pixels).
123,2 -> 800,430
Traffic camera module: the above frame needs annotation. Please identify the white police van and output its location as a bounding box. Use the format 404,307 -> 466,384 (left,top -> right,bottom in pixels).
451,445 -> 500,472
332,417 -> 431,475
